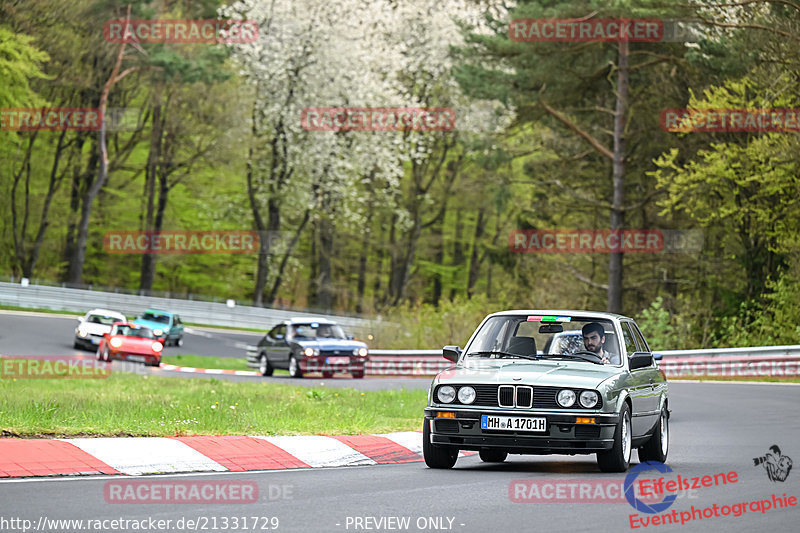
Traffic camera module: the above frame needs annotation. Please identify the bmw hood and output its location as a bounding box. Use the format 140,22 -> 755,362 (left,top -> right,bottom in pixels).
295,339 -> 368,351
434,359 -> 620,390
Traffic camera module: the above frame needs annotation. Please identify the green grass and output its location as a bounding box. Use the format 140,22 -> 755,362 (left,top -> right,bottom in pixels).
0,370 -> 426,437
161,354 -> 255,372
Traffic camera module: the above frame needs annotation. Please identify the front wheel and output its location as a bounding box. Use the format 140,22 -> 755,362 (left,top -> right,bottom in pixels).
479,449 -> 508,463
351,366 -> 365,379
638,406 -> 669,463
422,420 -> 458,469
259,354 -> 274,376
597,403 -> 632,473
175,337 -> 183,347
288,355 -> 303,378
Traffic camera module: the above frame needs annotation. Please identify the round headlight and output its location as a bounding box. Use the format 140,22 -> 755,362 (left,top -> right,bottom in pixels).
437,385 -> 456,404
109,337 -> 123,349
579,390 -> 599,408
357,347 -> 368,357
78,329 -> 88,337
557,389 -> 576,407
153,329 -> 164,337
304,347 -> 315,357
152,342 -> 163,353
457,386 -> 476,404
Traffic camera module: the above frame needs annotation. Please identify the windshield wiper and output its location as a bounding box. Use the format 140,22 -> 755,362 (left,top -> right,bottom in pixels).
467,350 -> 539,361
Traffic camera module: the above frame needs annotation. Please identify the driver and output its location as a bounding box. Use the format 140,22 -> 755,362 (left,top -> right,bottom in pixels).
581,322 -> 618,364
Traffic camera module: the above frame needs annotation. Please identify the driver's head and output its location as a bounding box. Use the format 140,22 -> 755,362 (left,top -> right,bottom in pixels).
582,322 -> 605,354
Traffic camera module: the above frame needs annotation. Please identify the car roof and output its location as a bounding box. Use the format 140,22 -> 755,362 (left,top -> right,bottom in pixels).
141,309 -> 173,315
86,308 -> 126,318
488,310 -> 631,321
286,317 -> 337,325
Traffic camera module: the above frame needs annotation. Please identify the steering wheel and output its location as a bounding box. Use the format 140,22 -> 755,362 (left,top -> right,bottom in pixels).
570,350 -> 605,364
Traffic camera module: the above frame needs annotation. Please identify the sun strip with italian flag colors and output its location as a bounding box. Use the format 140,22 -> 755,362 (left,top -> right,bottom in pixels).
526,316 -> 571,322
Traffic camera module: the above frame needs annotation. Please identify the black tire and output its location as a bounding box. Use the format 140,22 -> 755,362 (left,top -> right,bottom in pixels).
321,371 -> 334,379
638,406 -> 669,463
148,359 -> 160,367
288,355 -> 303,378
479,449 -> 508,463
259,354 -> 274,377
597,402 -> 632,473
351,366 -> 365,379
175,337 -> 183,347
75,340 -> 83,350
422,420 -> 458,469
102,346 -> 111,362
96,346 -> 103,361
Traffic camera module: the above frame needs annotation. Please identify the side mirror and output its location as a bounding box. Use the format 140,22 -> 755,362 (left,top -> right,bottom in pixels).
629,352 -> 654,370
347,334 -> 354,340
442,345 -> 461,362
103,333 -> 110,338
653,352 -> 663,361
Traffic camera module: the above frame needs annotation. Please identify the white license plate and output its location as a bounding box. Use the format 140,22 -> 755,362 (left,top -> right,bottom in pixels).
481,415 -> 546,432
326,357 -> 349,365
127,355 -> 146,362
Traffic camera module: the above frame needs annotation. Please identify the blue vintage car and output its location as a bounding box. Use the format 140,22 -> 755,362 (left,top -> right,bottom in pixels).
132,309 -> 185,347
255,318 -> 369,378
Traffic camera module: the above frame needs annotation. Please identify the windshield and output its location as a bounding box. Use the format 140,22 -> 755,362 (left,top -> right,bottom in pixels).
86,314 -> 121,326
290,323 -> 347,340
464,315 -> 621,365
113,325 -> 155,339
140,312 -> 170,324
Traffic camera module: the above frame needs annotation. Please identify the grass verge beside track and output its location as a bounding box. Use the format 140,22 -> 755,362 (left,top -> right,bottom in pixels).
0,370 -> 425,438
160,354 -> 292,374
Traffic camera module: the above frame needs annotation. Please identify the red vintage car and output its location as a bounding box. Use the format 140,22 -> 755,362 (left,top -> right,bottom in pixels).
96,322 -> 163,367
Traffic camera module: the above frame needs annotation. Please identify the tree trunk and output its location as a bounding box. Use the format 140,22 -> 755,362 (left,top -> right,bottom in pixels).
356,208 -> 373,314
139,97 -> 163,293
450,210 -> 465,299
467,208 -> 486,298
607,40 -> 629,313
268,209 -> 310,304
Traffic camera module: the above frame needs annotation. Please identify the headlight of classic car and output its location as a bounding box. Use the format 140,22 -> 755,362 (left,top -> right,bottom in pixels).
437,385 -> 456,403
457,386 -> 476,404
303,347 -> 320,357
353,347 -> 368,357
579,390 -> 599,408
557,389 -> 577,407
153,328 -> 164,337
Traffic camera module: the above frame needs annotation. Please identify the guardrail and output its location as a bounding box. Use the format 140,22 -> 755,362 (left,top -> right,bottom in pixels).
245,345 -> 800,378
0,281 -> 371,332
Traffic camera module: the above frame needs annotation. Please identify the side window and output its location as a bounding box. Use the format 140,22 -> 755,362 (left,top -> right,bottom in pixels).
175,316 -> 182,326
621,322 -> 637,357
274,325 -> 286,340
630,323 -> 650,352
268,325 -> 281,340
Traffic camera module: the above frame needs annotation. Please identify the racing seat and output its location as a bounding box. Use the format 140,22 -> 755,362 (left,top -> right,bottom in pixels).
506,336 -> 537,357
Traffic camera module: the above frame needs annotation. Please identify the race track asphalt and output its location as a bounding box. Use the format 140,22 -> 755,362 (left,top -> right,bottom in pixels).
1,311 -> 799,532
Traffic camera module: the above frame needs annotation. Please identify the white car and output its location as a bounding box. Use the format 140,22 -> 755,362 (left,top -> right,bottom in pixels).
74,309 -> 126,351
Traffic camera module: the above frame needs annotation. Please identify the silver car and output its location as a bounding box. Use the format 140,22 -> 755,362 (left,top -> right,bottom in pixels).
423,310 -> 669,472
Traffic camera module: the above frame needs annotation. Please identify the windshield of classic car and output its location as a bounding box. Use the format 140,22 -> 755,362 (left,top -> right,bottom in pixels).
291,323 -> 347,339
113,325 -> 155,339
464,315 -> 621,364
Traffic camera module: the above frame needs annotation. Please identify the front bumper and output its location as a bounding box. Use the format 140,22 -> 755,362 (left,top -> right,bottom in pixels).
424,407 -> 618,454
110,350 -> 160,364
300,356 -> 368,373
